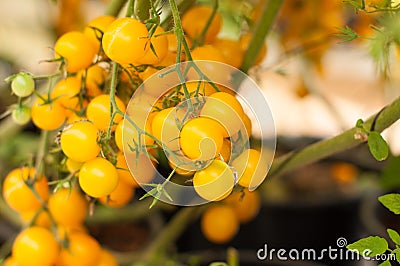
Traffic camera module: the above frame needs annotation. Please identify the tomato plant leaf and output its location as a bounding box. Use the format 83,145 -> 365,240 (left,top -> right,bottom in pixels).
395,249 -> 400,264
379,194 -> 400,214
388,229 -> 400,245
343,0 -> 365,11
335,26 -> 359,43
356,119 -> 365,129
347,236 -> 388,257
380,155 -> 400,189
368,131 -> 389,161
379,260 -> 391,266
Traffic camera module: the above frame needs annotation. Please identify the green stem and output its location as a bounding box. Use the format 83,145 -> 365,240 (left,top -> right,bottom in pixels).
107,62 -> 121,138
240,0 -> 284,73
126,0 -> 136,17
192,0 -> 218,47
134,0 -> 150,21
227,248 -> 239,266
142,207 -> 204,262
269,95 -> 400,178
168,0 -> 192,60
105,0 -> 128,16
34,130 -> 49,175
160,0 -> 196,29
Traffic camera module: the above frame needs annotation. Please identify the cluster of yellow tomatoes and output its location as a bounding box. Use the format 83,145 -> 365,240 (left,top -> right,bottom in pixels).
2,3 -> 268,265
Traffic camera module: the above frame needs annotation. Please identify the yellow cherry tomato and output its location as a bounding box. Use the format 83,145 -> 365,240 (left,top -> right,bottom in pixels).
191,45 -> 227,63
66,158 -> 84,173
193,160 -> 234,201
12,226 -> 59,266
54,31 -> 96,73
138,66 -> 158,81
182,5 -> 222,44
31,96 -> 66,131
79,157 -> 119,198
180,117 -> 225,161
201,205 -> 239,243
231,149 -> 261,188
78,64 -> 108,97
51,76 -> 81,112
188,46 -> 232,82
97,249 -> 119,266
48,188 -> 88,227
115,118 -> 154,152
102,17 -> 149,64
225,189 -> 261,223
180,81 -> 217,98
2,167 -> 49,212
115,152 -> 138,187
136,26 -> 168,65
200,92 -> 244,137
212,38 -> 244,68
60,121 -> 100,162
57,232 -> 101,266
151,107 -> 185,151
242,113 -> 252,138
219,138 -> 231,162
84,15 -> 116,52
3,256 -> 19,266
330,162 -> 359,184
86,94 -> 126,131
99,179 -> 135,207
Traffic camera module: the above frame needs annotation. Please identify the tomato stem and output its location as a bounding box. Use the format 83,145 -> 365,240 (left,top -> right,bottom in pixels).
269,95 -> 400,178
142,206 -> 206,262
191,0 -> 219,48
105,0 -> 127,16
240,0 -> 284,73
126,0 -> 135,17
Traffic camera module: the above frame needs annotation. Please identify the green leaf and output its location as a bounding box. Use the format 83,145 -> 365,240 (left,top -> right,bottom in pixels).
388,229 -> 400,245
395,249 -> 400,263
335,26 -> 359,43
368,30 -> 391,76
139,187 -> 157,200
368,131 -> 389,161
379,260 -> 391,266
343,0 -> 365,11
379,194 -> 400,214
347,236 -> 388,257
380,155 -> 400,189
149,191 -> 161,209
356,119 -> 365,129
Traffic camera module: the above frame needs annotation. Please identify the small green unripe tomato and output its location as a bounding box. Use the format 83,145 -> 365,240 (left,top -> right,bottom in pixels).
12,105 -> 31,125
11,73 -> 35,97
